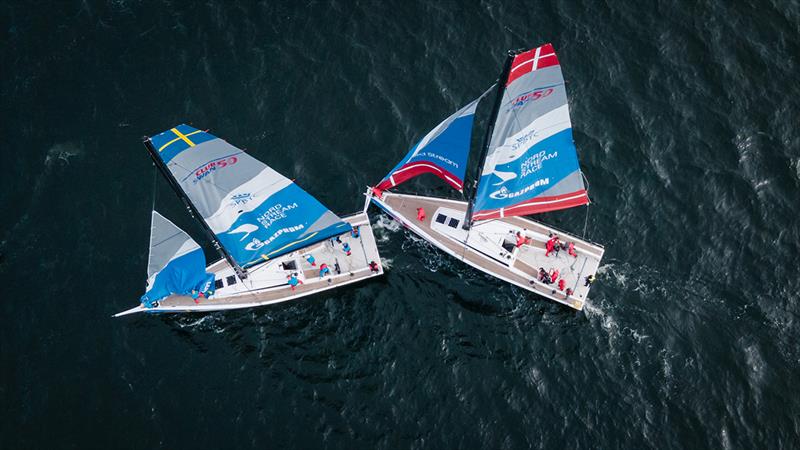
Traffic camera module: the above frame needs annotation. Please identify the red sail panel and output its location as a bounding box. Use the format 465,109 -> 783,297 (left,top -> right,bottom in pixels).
505,43 -> 560,87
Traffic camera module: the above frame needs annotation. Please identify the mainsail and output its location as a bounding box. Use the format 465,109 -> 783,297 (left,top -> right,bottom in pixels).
148,125 -> 351,269
471,43 -> 588,221
141,211 -> 215,308
376,89 -> 491,192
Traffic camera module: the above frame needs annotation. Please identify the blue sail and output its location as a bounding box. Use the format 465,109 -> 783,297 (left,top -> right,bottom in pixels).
140,211 -> 215,308
148,125 -> 351,268
376,88 -> 492,192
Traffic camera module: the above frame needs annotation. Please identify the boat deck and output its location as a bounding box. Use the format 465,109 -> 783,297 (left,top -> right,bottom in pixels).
114,212 -> 383,316
373,192 -> 603,310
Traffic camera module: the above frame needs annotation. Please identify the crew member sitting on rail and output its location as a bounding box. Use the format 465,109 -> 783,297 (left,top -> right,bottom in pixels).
369,260 -> 380,273
319,263 -> 331,278
287,274 -> 303,291
417,207 -> 426,221
585,274 -> 595,287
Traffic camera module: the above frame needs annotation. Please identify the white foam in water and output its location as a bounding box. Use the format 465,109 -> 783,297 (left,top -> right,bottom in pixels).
44,142 -> 82,167
372,214 -> 402,243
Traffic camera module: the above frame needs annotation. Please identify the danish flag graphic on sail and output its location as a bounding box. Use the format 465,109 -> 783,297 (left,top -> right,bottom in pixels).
472,43 -> 589,221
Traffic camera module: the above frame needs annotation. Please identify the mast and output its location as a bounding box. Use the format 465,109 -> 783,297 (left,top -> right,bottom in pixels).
143,137 -> 248,280
462,50 -> 519,230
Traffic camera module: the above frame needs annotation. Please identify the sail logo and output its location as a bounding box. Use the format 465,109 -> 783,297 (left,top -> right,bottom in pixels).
422,151 -> 458,168
229,223 -> 259,241
256,202 -> 298,229
230,192 -> 252,206
194,156 -> 239,182
508,88 -> 554,110
245,224 -> 305,251
520,150 -> 558,177
489,178 -> 549,200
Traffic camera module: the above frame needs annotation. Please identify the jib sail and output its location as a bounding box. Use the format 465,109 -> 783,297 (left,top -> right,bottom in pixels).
140,211 -> 214,308
376,88 -> 491,192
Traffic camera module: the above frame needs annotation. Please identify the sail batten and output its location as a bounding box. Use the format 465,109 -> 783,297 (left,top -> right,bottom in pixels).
148,125 -> 351,268
471,43 -> 588,221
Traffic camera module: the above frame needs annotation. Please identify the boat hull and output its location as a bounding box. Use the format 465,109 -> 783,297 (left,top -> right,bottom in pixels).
114,212 -> 383,317
369,191 -> 603,310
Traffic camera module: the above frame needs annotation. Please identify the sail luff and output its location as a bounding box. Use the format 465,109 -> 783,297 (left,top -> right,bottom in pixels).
463,52 -> 518,229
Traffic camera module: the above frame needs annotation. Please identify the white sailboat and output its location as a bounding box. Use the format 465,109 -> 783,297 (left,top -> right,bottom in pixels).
367,43 -> 603,310
115,125 -> 383,317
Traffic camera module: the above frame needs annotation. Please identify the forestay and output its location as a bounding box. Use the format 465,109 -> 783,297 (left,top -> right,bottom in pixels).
472,43 -> 588,221
149,125 -> 351,268
141,211 -> 214,308
376,88 -> 492,192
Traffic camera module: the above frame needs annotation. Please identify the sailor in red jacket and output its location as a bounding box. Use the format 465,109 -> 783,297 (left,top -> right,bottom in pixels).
545,238 -> 555,257
568,242 -> 578,258
416,207 -> 426,221
549,269 -> 559,284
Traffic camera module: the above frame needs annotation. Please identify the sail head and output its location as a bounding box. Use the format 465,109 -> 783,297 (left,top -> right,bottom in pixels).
141,211 -> 214,307
149,125 -> 351,268
472,44 -> 588,221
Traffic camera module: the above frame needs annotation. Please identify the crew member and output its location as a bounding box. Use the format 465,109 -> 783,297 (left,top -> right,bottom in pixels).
584,274 -> 595,287
351,226 -> 360,238
305,254 -> 316,266
568,242 -> 578,258
190,289 -> 205,304
369,260 -> 380,273
343,242 -> 352,256
287,274 -> 303,291
558,279 -> 566,291
545,238 -> 556,257
549,268 -> 560,284
319,263 -> 331,278
417,207 -> 426,222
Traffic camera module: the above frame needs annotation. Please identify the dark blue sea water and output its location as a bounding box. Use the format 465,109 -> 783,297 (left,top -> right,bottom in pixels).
2,1 -> 799,448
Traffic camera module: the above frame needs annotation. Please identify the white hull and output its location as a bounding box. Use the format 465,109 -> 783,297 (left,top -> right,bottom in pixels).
114,212 -> 383,317
369,190 -> 603,310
